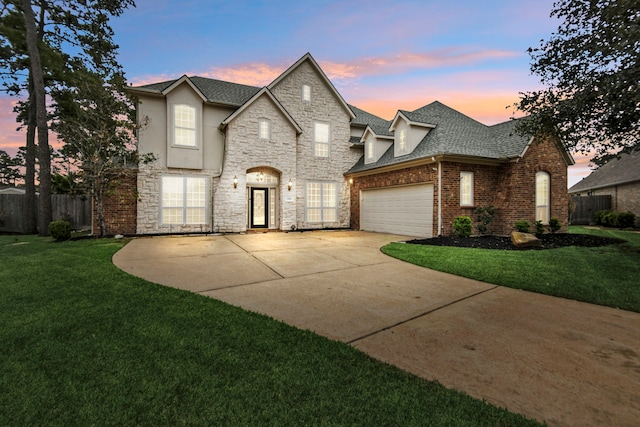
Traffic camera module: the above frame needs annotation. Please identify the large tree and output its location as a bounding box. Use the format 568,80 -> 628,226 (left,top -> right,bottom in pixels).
517,0 -> 639,164
0,0 -> 136,234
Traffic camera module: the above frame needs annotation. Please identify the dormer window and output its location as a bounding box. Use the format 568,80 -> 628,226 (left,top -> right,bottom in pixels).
366,139 -> 374,161
398,129 -> 407,152
259,119 -> 270,141
302,84 -> 311,102
173,104 -> 196,147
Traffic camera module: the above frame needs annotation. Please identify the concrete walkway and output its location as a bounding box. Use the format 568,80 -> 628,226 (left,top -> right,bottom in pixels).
113,230 -> 640,427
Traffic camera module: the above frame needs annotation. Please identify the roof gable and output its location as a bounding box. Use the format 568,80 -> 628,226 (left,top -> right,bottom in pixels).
220,87 -> 302,134
268,53 -> 355,119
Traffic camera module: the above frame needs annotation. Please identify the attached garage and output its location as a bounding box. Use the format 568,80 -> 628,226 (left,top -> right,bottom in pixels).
360,184 -> 434,238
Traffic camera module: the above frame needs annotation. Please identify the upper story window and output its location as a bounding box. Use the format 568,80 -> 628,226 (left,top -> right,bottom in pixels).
314,122 -> 330,157
398,129 -> 407,152
259,119 -> 270,141
536,171 -> 550,224
366,138 -> 374,162
460,171 -> 474,206
302,84 -> 311,102
173,104 -> 196,147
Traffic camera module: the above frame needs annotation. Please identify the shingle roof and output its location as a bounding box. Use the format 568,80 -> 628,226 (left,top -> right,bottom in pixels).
349,104 -> 393,137
134,76 -> 261,106
348,101 -> 532,174
569,150 -> 640,193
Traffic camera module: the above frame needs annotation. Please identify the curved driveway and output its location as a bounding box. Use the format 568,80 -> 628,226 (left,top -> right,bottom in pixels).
114,230 -> 640,427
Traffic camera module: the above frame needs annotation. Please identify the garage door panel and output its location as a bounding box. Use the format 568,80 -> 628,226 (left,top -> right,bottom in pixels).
361,184 -> 433,238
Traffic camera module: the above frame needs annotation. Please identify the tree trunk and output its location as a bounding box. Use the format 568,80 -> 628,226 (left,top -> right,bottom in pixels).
20,0 -> 52,236
22,77 -> 37,234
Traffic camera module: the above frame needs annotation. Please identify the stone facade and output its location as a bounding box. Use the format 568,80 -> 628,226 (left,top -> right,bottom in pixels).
270,60 -> 360,229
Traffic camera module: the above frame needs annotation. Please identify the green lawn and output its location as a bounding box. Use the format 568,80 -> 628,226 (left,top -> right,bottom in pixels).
0,235 -> 540,426
383,226 -> 640,312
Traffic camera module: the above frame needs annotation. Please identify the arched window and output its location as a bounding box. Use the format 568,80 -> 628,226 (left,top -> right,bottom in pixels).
536,171 -> 550,224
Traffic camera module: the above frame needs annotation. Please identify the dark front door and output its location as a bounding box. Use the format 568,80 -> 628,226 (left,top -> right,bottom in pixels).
250,188 -> 268,228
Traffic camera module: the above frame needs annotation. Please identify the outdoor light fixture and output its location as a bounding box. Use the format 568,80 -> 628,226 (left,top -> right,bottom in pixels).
233,175 -> 238,189
348,178 -> 354,185
287,179 -> 293,191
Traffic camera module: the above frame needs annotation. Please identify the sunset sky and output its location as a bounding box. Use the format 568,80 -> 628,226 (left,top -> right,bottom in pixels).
1,0 -> 596,186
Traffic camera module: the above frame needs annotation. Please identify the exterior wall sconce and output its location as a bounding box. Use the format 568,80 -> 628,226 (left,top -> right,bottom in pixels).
233,175 -> 238,189
287,179 -> 293,191
348,178 -> 354,185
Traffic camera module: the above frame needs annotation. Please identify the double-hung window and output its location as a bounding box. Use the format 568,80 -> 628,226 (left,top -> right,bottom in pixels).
306,182 -> 337,223
259,119 -> 270,141
314,122 -> 330,157
536,171 -> 550,224
173,104 -> 196,147
460,171 -> 474,206
161,176 -> 207,225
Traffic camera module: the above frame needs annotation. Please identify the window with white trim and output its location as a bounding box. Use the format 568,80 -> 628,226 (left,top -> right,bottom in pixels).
536,171 -> 550,224
366,138 -> 374,162
460,171 -> 474,206
302,84 -> 311,102
161,176 -> 207,224
258,119 -> 270,141
314,122 -> 330,157
173,104 -> 196,147
306,182 -> 337,222
398,129 -> 407,152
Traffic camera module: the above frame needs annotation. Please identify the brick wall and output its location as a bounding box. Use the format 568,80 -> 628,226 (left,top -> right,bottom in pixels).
350,164 -> 437,233
93,171 -> 137,236
494,135 -> 569,234
588,181 -> 640,226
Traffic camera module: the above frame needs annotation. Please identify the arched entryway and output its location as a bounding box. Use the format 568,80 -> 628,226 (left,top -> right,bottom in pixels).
246,167 -> 280,229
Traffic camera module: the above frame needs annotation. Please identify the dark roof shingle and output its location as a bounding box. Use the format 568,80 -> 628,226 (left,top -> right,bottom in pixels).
569,150 -> 640,193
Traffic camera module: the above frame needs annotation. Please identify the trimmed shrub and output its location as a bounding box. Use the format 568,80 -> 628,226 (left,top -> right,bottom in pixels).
594,210 -> 610,226
534,220 -> 545,238
453,216 -> 472,238
49,220 -> 72,241
596,210 -> 636,228
474,205 -> 496,235
549,218 -> 561,234
514,220 -> 531,233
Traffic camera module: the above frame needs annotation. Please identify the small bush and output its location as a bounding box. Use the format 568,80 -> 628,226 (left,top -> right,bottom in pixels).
594,210 -> 610,226
549,218 -> 561,233
49,220 -> 72,241
474,205 -> 496,235
616,211 -> 636,228
534,220 -> 545,238
514,220 -> 531,233
453,216 -> 472,238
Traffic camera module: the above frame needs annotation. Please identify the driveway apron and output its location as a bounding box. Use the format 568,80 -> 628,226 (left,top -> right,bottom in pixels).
113,231 -> 640,427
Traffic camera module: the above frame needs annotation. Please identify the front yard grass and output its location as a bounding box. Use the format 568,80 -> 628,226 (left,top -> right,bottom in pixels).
382,226 -> 640,312
0,235 -> 540,426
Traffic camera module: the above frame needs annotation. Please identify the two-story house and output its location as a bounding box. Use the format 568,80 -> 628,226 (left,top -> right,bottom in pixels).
101,52 -> 573,237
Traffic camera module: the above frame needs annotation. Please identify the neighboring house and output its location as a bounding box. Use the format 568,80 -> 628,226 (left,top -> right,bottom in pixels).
109,52 -> 573,238
569,150 -> 640,226
0,187 -> 26,195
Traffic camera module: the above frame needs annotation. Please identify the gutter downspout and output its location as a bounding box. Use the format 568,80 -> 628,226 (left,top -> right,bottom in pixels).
437,160 -> 442,236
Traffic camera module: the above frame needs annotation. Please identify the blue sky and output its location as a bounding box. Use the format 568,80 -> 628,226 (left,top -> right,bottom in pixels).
1,0 -> 593,186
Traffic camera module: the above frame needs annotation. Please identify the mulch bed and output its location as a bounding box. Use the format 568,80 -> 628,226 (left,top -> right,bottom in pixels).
406,233 -> 627,250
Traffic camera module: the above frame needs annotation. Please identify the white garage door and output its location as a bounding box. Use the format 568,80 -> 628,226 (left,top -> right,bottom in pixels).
360,184 -> 433,238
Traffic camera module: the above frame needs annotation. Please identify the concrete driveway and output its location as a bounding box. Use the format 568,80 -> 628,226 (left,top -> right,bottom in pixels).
114,230 -> 640,427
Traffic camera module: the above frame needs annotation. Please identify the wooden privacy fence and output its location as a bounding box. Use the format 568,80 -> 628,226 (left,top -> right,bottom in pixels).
0,194 -> 92,233
570,195 -> 611,225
